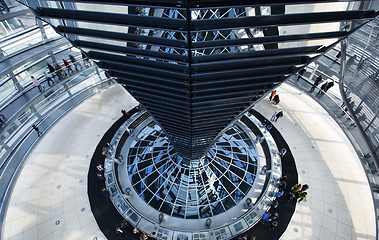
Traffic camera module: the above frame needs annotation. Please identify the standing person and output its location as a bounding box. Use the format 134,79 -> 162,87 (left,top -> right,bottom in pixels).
317,81 -> 329,95
269,221 -> 278,231
273,94 -> 280,105
271,111 -> 277,121
69,54 -> 81,71
32,124 -> 42,137
0,113 -> 6,127
275,190 -> 284,198
47,63 -> 55,78
297,68 -> 306,81
324,81 -> 334,94
300,184 -> 309,192
269,90 -> 276,101
31,76 -> 43,92
274,111 -> 283,122
279,148 -> 287,157
310,75 -> 322,92
333,51 -> 341,63
43,72 -> 54,86
297,192 -> 308,202
291,183 -> 302,193
261,212 -> 272,224
55,64 -> 63,80
62,59 -> 74,74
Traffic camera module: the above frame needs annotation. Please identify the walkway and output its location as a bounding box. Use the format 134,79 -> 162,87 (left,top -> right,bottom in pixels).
254,83 -> 375,240
2,85 -> 137,240
1,83 -> 375,240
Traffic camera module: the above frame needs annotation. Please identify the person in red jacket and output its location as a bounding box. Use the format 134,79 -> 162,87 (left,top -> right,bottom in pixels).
62,59 -> 74,75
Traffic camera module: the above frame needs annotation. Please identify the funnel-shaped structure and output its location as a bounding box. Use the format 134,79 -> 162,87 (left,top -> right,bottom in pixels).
25,0 -> 378,160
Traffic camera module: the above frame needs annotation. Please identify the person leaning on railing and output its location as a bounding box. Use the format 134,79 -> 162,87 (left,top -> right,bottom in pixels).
55,63 -> 63,80
43,71 -> 55,86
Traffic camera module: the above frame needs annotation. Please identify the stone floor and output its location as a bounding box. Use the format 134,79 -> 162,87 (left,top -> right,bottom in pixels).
2,83 -> 375,240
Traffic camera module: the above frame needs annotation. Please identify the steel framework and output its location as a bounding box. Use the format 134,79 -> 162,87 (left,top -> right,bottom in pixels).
25,0 -> 378,160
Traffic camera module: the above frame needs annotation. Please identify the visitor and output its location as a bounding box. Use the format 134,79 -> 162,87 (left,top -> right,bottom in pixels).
274,111 -> 283,122
291,183 -> 302,193
32,124 -> 42,137
300,184 -> 309,192
63,59 -> 74,74
31,76 -> 43,92
297,192 -> 308,202
55,64 -> 63,80
271,111 -> 277,121
273,94 -> 280,105
279,148 -> 287,157
43,72 -> 55,86
297,68 -> 306,81
269,221 -> 278,231
310,75 -> 322,93
261,212 -> 272,224
69,54 -> 81,71
317,82 -> 329,95
275,190 -> 284,198
269,90 -> 276,101
47,63 -> 55,78
97,164 -> 104,172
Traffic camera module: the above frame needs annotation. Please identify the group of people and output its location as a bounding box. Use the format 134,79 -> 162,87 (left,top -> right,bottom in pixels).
271,110 -> 284,122
258,176 -> 310,232
287,182 -> 309,203
269,90 -> 280,105
96,147 -> 150,240
31,52 -> 90,93
115,219 -> 148,240
310,75 -> 335,95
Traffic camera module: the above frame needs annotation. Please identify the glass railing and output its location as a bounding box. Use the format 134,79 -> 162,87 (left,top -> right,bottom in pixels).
290,43 -> 379,238
0,24 -> 61,57
0,49 -> 82,104
0,58 -> 97,144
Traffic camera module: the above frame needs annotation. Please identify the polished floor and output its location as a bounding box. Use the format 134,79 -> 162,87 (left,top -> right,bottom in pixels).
2,83 -> 375,240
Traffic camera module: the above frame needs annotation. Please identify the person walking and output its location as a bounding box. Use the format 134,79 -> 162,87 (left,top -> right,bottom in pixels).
31,76 -> 43,92
310,75 -> 322,92
32,124 -> 42,137
43,72 -> 55,86
63,59 -> 74,74
271,111 -> 277,121
55,64 -> 63,80
274,111 -> 283,122
269,90 -> 276,101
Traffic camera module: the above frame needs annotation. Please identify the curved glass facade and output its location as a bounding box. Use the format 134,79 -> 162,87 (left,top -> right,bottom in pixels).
126,121 -> 258,219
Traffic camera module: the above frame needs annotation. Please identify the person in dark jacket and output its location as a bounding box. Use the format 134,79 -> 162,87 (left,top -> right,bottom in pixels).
310,75 -> 322,92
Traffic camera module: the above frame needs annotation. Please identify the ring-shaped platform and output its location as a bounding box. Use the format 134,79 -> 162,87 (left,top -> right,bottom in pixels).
104,111 -> 282,239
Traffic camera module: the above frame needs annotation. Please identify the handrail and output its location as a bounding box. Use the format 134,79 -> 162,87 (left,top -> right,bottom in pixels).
0,52 -> 86,109
0,77 -> 115,237
0,61 -> 97,146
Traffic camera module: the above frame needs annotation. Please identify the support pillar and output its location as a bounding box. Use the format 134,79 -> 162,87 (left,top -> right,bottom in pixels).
30,105 -> 42,119
9,71 -> 24,91
37,18 -> 47,41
